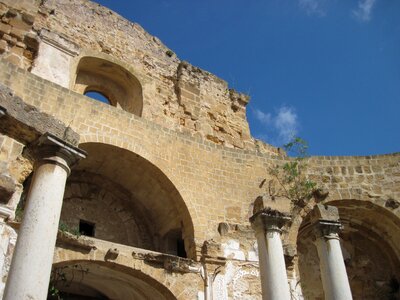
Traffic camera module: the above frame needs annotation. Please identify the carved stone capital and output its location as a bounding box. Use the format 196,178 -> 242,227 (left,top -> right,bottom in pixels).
31,133 -> 87,175
249,208 -> 291,234
313,220 -> 342,240
311,204 -> 342,239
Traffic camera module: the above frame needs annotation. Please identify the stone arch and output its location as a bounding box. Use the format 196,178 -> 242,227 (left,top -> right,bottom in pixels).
50,260 -> 177,300
287,197 -> 400,253
71,52 -> 144,116
296,199 -> 400,300
64,141 -> 196,259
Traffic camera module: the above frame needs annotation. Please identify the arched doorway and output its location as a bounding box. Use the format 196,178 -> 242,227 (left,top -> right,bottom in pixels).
49,260 -> 177,300
60,143 -> 195,258
297,200 -> 400,300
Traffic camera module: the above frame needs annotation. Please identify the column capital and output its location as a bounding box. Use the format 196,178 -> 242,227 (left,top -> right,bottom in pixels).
250,208 -> 291,234
313,220 -> 342,240
31,133 -> 87,175
311,204 -> 342,239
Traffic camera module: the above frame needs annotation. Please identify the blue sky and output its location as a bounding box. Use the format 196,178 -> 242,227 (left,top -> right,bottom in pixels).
95,0 -> 399,156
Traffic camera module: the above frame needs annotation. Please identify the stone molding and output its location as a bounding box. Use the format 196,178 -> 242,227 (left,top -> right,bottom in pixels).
39,29 -> 80,57
313,220 -> 342,240
32,133 -> 87,175
249,208 -> 291,234
0,205 -> 13,221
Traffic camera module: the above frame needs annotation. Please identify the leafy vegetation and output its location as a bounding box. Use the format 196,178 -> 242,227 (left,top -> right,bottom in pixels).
268,137 -> 319,206
48,264 -> 89,300
58,221 -> 81,237
14,201 -> 24,222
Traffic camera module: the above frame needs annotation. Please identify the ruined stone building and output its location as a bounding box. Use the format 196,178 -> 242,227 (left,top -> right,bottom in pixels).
0,0 -> 399,299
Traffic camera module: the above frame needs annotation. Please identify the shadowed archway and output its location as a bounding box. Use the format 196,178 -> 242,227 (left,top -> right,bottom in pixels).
60,142 -> 195,258
50,260 -> 177,300
297,200 -> 400,300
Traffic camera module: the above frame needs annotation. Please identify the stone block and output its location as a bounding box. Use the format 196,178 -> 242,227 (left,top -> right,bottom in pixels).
182,83 -> 200,96
0,40 -> 7,53
310,203 -> 340,222
10,27 -> 25,40
9,17 -> 31,31
0,3 -> 8,16
23,49 -> 33,60
252,194 -> 291,215
16,41 -> 26,49
5,8 -> 17,18
0,23 -> 11,35
23,32 -> 39,49
21,13 -> 35,25
222,239 -> 246,260
4,53 -> 20,66
9,46 -> 23,56
0,174 -> 15,204
0,84 -> 80,145
2,33 -> 16,45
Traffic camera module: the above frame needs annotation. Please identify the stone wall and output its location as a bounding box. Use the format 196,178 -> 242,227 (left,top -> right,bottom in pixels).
0,222 -> 16,297
1,59 -> 399,299
0,133 -> 32,222
0,58 -> 399,250
0,135 -> 22,297
0,2 -> 39,69
61,172 -> 154,250
0,0 -> 275,152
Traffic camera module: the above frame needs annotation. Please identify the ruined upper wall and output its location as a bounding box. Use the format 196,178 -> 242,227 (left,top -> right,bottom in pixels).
0,0 -> 278,153
1,59 -> 399,242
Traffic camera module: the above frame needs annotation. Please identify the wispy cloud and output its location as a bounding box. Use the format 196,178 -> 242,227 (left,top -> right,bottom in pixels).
275,107 -> 298,143
253,109 -> 271,125
298,0 -> 327,17
352,0 -> 376,22
253,106 -> 299,145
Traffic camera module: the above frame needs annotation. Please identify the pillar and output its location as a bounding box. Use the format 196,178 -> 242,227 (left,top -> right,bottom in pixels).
250,209 -> 291,300
311,204 -> 353,300
3,133 -> 86,300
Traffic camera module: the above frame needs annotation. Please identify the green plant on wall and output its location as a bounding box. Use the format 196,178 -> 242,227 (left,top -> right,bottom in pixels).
58,221 -> 81,237
267,137 -> 322,207
48,264 -> 89,300
14,201 -> 24,222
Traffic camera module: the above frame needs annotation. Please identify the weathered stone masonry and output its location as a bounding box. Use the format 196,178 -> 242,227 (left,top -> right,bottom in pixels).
0,0 -> 399,299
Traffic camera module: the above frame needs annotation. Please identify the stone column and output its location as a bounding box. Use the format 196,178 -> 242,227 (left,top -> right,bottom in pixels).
311,204 -> 353,300
250,209 -> 291,300
3,133 -> 86,300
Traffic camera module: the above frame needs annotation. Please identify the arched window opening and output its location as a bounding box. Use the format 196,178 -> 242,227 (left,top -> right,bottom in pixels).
73,56 -> 143,116
84,91 -> 111,105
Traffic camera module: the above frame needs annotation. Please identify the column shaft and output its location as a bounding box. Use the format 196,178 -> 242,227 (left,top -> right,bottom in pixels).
3,134 -> 86,300
4,160 -> 68,300
311,204 -> 353,300
250,210 -> 291,300
315,235 -> 353,300
255,229 -> 291,300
